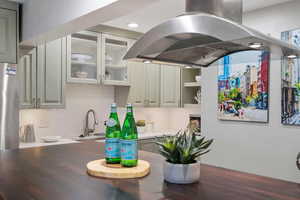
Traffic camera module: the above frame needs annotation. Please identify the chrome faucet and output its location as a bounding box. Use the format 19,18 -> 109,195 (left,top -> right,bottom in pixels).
84,109 -> 98,137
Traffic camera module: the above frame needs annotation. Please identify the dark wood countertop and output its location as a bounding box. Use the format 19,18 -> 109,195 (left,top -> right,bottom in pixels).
0,142 -> 299,200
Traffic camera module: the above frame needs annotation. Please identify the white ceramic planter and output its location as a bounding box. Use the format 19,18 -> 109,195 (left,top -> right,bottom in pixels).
163,161 -> 200,184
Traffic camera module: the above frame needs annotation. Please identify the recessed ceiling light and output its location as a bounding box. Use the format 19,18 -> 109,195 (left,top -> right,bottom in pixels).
248,42 -> 263,49
185,66 -> 192,69
143,60 -> 152,64
128,22 -> 139,28
288,54 -> 297,59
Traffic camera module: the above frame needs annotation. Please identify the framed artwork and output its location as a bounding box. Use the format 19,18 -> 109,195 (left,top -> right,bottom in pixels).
281,29 -> 300,125
217,50 -> 270,122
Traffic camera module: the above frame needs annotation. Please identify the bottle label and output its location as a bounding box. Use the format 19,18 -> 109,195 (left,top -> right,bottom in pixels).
105,138 -> 120,158
106,118 -> 117,127
120,139 -> 137,160
111,107 -> 117,113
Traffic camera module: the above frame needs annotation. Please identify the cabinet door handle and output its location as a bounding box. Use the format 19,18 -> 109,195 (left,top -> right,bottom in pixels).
150,101 -> 156,103
135,101 -> 142,103
37,98 -> 41,108
32,98 -> 36,106
144,99 -> 150,106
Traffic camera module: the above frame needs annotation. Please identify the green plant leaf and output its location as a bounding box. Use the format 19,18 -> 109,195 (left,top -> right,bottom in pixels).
155,129 -> 214,164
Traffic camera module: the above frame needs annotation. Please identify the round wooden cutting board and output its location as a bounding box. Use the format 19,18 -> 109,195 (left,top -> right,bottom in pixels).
87,159 -> 150,179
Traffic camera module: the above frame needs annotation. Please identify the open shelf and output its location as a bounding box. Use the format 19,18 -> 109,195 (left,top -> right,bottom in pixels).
106,65 -> 127,70
102,80 -> 130,86
181,68 -> 201,108
184,104 -> 201,109
72,37 -> 97,47
71,61 -> 96,67
106,42 -> 128,48
184,82 -> 201,87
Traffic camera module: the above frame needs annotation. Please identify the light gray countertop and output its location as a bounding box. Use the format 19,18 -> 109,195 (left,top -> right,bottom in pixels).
19,131 -> 177,148
19,139 -> 80,149
96,130 -> 177,142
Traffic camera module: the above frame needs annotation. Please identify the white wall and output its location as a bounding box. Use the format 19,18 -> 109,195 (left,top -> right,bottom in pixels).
200,0 -> 300,183
20,84 -> 115,139
20,84 -> 199,140
243,0 -> 300,39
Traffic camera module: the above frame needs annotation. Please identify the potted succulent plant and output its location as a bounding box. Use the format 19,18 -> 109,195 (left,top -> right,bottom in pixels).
156,128 -> 213,184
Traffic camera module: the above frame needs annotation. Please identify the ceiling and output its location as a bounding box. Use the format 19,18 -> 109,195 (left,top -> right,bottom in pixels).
10,0 -> 296,34
104,0 -> 295,33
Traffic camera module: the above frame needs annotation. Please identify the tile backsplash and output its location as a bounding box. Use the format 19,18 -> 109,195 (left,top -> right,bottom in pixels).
20,84 -> 200,140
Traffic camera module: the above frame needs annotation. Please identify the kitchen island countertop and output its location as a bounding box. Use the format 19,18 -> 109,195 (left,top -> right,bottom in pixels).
0,142 -> 299,200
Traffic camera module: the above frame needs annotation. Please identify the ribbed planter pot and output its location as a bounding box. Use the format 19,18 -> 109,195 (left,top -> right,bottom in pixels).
163,161 -> 200,184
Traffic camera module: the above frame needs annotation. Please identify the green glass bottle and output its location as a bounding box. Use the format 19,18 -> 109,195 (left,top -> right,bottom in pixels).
105,103 -> 121,164
120,103 -> 138,167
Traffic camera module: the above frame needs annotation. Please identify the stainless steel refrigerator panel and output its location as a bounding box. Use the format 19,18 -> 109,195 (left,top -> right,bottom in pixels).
0,63 -> 19,150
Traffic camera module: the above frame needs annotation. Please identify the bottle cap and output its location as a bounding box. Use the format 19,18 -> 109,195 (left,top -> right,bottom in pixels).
111,103 -> 117,107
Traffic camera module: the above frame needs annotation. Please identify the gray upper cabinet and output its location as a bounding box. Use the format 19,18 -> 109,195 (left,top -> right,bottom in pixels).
0,7 -> 17,63
101,34 -> 131,86
37,38 -> 66,109
18,49 -> 37,109
145,63 -> 160,107
160,65 -> 181,107
66,31 -> 101,84
66,32 -> 133,86
128,61 -> 146,107
126,62 -> 160,107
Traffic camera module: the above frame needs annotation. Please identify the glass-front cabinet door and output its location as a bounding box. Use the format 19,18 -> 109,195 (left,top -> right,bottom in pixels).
67,31 -> 100,84
101,34 -> 131,86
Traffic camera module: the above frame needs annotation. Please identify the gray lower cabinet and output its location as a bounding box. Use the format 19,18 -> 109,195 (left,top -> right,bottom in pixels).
139,138 -> 159,154
0,7 -> 17,63
37,38 -> 66,108
18,49 -> 37,109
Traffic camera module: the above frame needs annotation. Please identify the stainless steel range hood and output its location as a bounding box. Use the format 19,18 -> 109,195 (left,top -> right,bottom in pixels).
124,0 -> 300,67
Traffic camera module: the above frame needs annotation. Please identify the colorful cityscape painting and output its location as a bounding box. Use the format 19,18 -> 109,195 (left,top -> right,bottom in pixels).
217,50 -> 270,122
281,29 -> 300,125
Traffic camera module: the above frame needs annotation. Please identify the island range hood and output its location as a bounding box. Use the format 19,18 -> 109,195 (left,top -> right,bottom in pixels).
124,0 -> 300,67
